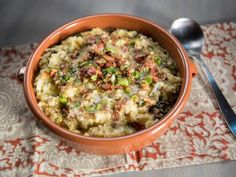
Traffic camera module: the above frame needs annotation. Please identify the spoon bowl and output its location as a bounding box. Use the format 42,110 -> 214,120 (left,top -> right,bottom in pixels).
170,18 -> 204,53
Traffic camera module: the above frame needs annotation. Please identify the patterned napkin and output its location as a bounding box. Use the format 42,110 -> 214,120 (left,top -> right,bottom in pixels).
0,22 -> 235,177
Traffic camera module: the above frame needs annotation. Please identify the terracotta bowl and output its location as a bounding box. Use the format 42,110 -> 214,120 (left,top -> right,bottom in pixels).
24,14 -> 197,155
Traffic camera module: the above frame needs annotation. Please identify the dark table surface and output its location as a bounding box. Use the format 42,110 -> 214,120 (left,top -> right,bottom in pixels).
0,0 -> 236,47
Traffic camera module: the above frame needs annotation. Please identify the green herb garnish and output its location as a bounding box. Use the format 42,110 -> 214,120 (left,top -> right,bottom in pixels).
133,71 -> 141,79
103,67 -> 117,75
145,75 -> 153,84
96,103 -> 102,110
85,103 -> 101,113
75,102 -> 81,108
68,67 -> 76,74
79,61 -> 91,67
154,56 -> 162,66
59,96 -> 67,105
117,78 -> 129,86
85,105 -> 96,113
131,95 -> 139,102
62,75 -> 70,81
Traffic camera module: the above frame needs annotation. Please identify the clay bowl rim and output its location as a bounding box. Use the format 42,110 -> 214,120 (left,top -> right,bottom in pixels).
24,13 -> 190,141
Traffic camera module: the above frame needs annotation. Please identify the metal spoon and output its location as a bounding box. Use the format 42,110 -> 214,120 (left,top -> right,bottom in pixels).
170,18 -> 236,136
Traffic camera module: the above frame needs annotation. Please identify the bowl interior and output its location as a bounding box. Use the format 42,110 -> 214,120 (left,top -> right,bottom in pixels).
25,14 -> 189,141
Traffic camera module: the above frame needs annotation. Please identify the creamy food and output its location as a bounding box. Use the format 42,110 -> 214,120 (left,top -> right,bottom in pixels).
34,28 -> 181,137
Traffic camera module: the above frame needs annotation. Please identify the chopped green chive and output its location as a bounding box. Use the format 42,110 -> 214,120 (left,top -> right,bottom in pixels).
103,67 -> 117,75
118,78 -> 129,86
133,71 -> 141,79
96,103 -> 102,110
85,105 -> 96,113
80,61 -> 91,67
131,95 -> 139,102
75,102 -> 81,108
155,57 -> 162,66
68,67 -> 76,74
59,96 -> 67,105
62,75 -> 70,81
85,103 -> 101,113
140,80 -> 148,85
145,75 -> 153,84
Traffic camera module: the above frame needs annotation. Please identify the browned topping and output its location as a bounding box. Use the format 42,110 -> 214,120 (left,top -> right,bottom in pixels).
101,83 -> 113,91
49,69 -> 57,77
95,43 -> 104,53
71,50 -> 79,59
87,67 -> 97,75
102,54 -> 116,67
95,57 -> 106,67
144,59 -> 159,82
115,57 -> 125,67
103,54 -> 115,62
80,66 -> 102,79
134,53 -> 147,63
113,99 -> 126,121
87,36 -> 99,45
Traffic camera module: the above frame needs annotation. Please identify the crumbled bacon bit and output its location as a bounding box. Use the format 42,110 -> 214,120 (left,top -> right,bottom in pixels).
103,54 -> 115,62
144,59 -> 159,82
115,57 -> 125,66
96,58 -> 106,67
49,69 -> 57,77
121,68 -> 132,77
80,66 -> 103,79
87,67 -> 97,75
71,50 -> 79,59
96,69 -> 103,77
100,53 -> 126,67
87,36 -> 98,45
152,76 -> 159,82
106,61 -> 116,67
113,99 -> 126,121
95,43 -> 104,53
79,87 -> 87,95
103,54 -> 116,67
87,51 -> 96,59
101,83 -> 113,91
158,73 -> 166,80
134,53 -> 147,63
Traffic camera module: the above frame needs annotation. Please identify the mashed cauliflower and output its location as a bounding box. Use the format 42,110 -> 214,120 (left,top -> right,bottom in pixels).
34,28 -> 181,137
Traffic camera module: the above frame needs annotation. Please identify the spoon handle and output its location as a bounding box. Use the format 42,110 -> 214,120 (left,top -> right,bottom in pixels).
191,54 -> 236,136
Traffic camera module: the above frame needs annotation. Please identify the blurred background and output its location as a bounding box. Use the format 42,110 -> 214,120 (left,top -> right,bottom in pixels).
0,0 -> 236,47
